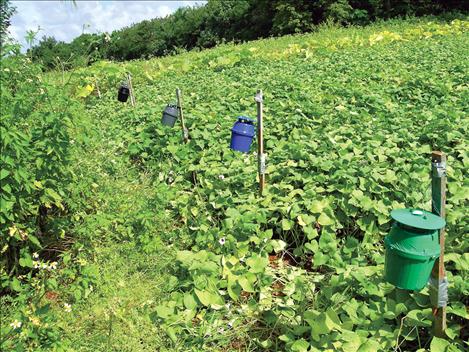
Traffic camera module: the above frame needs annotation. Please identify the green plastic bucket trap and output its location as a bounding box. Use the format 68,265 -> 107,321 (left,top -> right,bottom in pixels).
384,208 -> 445,291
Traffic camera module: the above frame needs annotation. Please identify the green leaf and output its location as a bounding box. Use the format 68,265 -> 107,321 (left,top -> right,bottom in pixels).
430,337 -> 450,352
304,240 -> 318,253
445,325 -> 460,340
406,309 -> 432,327
228,280 -> 242,300
341,331 -> 363,352
313,251 -> 329,266
281,218 -> 293,231
357,340 -> 381,352
183,292 -> 198,310
304,226 -> 318,240
10,278 -> 22,292
318,212 -> 334,226
28,234 -> 42,248
290,339 -> 309,352
319,231 -> 336,251
325,308 -> 342,329
0,169 -> 9,180
270,239 -> 286,253
45,188 -> 62,202
298,214 -> 314,226
246,254 -> 268,274
47,278 -> 58,290
304,309 -> 341,340
176,250 -> 194,266
167,275 -> 179,290
166,326 -> 178,343
309,199 -> 328,213
448,302 -> 469,319
238,273 -> 256,293
155,305 -> 175,319
19,255 -> 33,268
194,289 -> 224,309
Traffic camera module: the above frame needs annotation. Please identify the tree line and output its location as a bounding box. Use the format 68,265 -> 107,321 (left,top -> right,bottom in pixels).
29,0 -> 468,70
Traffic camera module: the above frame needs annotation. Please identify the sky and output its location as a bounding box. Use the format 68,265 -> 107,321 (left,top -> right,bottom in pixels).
10,1 -> 206,50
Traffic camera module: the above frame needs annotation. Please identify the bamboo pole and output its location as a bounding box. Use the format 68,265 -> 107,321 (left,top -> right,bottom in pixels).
127,73 -> 136,107
176,88 -> 189,144
255,90 -> 265,196
430,151 -> 447,337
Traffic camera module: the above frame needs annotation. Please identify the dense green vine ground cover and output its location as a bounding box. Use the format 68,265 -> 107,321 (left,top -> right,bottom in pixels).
70,18 -> 468,351
2,17 -> 468,351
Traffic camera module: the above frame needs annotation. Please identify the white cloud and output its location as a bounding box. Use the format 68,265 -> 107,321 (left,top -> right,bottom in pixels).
10,1 -> 206,50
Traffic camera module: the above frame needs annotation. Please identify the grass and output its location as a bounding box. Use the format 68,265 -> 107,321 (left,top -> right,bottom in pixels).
58,242 -> 175,351
46,98 -> 179,351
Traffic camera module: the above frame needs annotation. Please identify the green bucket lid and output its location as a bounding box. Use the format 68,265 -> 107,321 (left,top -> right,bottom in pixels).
391,208 -> 445,230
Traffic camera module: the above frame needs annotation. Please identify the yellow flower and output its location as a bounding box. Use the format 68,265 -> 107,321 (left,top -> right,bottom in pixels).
8,226 -> 17,237
29,316 -> 41,326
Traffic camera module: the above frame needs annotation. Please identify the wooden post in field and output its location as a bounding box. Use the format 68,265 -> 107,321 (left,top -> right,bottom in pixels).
127,73 -> 136,107
95,78 -> 101,99
176,88 -> 189,144
430,151 -> 447,337
255,90 -> 265,196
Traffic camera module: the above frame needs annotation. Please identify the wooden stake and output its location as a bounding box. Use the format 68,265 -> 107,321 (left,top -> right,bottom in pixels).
176,88 -> 188,144
430,151 -> 447,337
94,78 -> 101,99
127,73 -> 136,107
255,90 -> 265,196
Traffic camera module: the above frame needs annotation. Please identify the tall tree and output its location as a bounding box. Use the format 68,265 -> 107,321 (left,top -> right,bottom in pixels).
0,0 -> 16,41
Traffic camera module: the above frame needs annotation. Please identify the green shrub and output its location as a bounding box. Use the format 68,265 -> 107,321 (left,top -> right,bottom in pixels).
0,44 -> 96,350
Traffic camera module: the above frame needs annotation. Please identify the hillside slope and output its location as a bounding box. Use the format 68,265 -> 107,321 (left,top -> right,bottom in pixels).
43,18 -> 469,351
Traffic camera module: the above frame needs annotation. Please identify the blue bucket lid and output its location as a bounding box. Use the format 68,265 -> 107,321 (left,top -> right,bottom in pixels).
232,116 -> 255,137
237,116 -> 254,124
